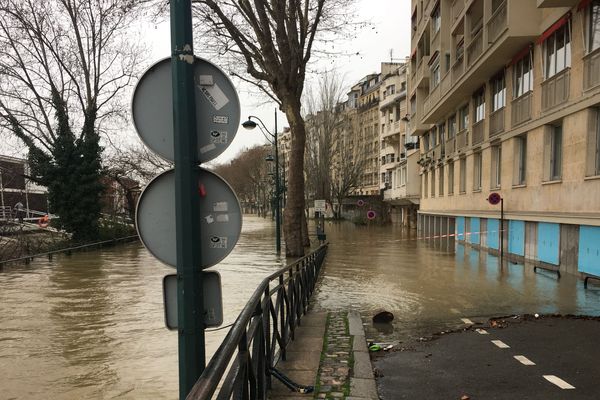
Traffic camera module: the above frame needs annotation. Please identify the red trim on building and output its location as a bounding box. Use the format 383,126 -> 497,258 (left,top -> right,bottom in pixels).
578,0 -> 592,11
509,44 -> 532,67
536,12 -> 571,45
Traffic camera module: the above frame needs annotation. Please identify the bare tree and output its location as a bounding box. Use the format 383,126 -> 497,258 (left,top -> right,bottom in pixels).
192,0 -> 357,256
0,0 -> 147,241
331,109 -> 364,219
304,71 -> 346,203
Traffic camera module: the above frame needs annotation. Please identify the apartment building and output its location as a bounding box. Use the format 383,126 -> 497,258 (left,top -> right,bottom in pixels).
379,62 -> 421,227
411,0 -> 600,276
0,155 -> 48,220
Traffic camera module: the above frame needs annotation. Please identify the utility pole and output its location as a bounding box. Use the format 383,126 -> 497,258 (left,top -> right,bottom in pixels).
170,1 -> 205,398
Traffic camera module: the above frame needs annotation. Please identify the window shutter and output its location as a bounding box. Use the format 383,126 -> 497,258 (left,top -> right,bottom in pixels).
513,138 -> 520,185
544,127 -> 552,181
586,109 -> 598,176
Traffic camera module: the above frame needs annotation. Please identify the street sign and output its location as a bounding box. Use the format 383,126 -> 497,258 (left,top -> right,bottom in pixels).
488,192 -> 502,205
367,210 -> 377,220
314,199 -> 326,212
357,199 -> 365,207
132,56 -> 240,163
136,168 -> 242,268
163,272 -> 223,329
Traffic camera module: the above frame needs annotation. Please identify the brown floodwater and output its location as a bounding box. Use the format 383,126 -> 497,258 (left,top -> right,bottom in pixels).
2,217 -> 600,399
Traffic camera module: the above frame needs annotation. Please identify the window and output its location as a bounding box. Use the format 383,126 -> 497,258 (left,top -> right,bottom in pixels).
431,4 -> 441,34
410,96 -> 417,115
459,157 -> 467,193
423,171 -> 428,198
439,165 -> 445,196
513,52 -> 533,98
544,23 -> 571,79
438,123 -> 446,144
431,169 -> 436,197
588,1 -> 600,52
491,73 -> 506,112
473,152 -> 482,191
423,132 -> 430,151
491,144 -> 502,188
514,135 -> 527,185
459,105 -> 469,131
431,61 -> 441,87
448,114 -> 457,138
431,127 -> 438,147
545,124 -> 563,181
400,166 -> 407,186
448,161 -> 455,195
474,89 -> 485,123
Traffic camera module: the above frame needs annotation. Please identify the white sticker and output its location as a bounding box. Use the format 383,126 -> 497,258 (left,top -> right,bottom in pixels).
213,202 -> 228,212
209,236 -> 228,249
216,214 -> 229,223
197,74 -> 214,86
204,215 -> 214,224
199,83 -> 229,110
200,143 -> 216,153
213,115 -> 229,124
210,131 -> 228,144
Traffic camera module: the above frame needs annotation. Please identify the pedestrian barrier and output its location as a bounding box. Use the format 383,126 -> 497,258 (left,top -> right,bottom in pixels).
185,243 -> 328,400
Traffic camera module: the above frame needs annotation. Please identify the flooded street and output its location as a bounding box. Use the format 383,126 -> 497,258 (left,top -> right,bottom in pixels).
2,217 -> 600,399
313,221 -> 600,342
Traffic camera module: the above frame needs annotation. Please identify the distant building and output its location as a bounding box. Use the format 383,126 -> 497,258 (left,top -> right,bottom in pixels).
100,175 -> 141,219
410,0 -> 600,275
0,155 -> 48,219
379,62 -> 421,227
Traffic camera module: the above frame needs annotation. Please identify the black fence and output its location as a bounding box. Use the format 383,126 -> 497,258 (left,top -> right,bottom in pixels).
186,243 -> 328,399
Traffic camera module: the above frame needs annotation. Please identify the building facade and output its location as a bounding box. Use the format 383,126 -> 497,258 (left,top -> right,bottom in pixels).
0,155 -> 48,220
379,62 -> 421,227
411,0 -> 600,276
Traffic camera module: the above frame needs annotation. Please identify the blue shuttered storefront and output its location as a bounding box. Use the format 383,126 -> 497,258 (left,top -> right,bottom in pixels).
508,220 -> 525,256
487,219 -> 500,250
578,226 -> 600,275
537,222 -> 560,265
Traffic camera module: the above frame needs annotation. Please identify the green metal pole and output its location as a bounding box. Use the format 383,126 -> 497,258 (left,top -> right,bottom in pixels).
274,108 -> 281,253
170,1 -> 205,399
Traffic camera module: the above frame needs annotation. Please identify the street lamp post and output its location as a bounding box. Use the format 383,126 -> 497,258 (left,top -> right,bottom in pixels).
242,109 -> 282,253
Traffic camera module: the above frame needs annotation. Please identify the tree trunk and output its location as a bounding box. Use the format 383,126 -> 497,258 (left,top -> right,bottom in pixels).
301,211 -> 310,247
283,104 -> 306,257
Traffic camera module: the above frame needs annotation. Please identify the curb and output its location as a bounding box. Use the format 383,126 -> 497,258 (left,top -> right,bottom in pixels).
347,311 -> 378,399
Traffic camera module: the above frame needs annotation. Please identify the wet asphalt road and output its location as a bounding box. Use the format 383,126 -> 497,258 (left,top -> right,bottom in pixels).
374,316 -> 600,399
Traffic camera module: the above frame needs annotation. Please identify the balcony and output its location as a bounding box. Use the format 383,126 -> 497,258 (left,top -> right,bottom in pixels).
456,129 -> 468,151
489,108 -> 505,137
414,56 -> 430,88
445,137 -> 456,157
421,1 -> 541,124
511,91 -> 532,127
541,68 -> 570,112
472,120 -> 484,145
487,1 -> 507,44
584,47 -> 600,91
466,30 -> 483,68
423,84 -> 442,116
537,0 -> 579,7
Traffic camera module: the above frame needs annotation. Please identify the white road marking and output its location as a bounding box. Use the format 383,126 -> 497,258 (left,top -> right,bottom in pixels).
461,318 -> 473,325
450,308 -> 461,314
543,375 -> 575,389
514,355 -> 536,365
475,328 -> 488,335
491,340 -> 510,349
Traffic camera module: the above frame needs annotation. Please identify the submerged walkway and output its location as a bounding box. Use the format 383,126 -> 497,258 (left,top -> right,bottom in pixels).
269,310 -> 377,399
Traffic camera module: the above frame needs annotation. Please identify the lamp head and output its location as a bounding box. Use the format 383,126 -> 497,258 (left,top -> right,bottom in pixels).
242,119 -> 257,130
265,154 -> 274,162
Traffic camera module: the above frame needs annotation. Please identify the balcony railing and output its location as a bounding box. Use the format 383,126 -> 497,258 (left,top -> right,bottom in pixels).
456,129 -> 468,151
424,84 -> 441,116
415,55 -> 430,86
489,108 -> 505,137
584,47 -> 600,91
541,68 -> 570,111
451,0 -> 464,24
487,1 -> 507,44
511,91 -> 532,126
433,145 -> 442,162
445,137 -> 456,157
472,120 -> 484,145
452,55 -> 464,84
466,30 -> 483,67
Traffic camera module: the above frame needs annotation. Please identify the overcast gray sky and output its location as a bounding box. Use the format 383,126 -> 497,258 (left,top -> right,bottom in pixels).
142,0 -> 411,164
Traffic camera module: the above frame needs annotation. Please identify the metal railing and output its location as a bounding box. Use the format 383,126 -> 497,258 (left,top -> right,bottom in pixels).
487,1 -> 507,44
472,120 -> 484,145
489,108 -> 505,137
584,47 -> 600,91
542,68 -> 570,111
466,30 -> 483,67
186,244 -> 329,400
445,137 -> 456,157
452,55 -> 464,84
511,92 -> 532,126
456,129 -> 468,151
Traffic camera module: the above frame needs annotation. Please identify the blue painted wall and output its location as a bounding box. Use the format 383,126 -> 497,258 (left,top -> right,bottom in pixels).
456,217 -> 465,241
508,220 -> 525,256
487,219 -> 500,250
537,222 -> 560,265
469,218 -> 480,245
578,226 -> 600,275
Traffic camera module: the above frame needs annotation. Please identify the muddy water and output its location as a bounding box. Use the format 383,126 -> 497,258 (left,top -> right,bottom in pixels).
0,216 -> 285,400
312,221 -> 600,342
